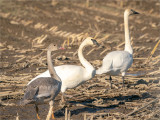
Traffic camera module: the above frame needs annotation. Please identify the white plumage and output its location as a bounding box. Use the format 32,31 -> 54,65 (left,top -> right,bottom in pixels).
28,65 -> 92,93
28,37 -> 99,101
97,51 -> 133,75
96,9 -> 139,88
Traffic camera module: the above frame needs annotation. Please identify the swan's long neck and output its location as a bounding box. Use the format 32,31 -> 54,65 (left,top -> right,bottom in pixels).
78,41 -> 94,71
47,50 -> 61,81
124,13 -> 133,54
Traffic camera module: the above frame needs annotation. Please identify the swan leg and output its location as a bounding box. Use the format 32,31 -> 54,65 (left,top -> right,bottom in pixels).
121,72 -> 126,88
46,101 -> 54,120
51,107 -> 55,119
122,76 -> 125,88
61,93 -> 72,103
59,94 -> 66,108
109,76 -> 112,89
35,105 -> 40,119
61,93 -> 65,103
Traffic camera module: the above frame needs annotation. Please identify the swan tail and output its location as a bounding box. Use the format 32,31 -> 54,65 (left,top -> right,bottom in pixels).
18,99 -> 32,106
18,86 -> 39,106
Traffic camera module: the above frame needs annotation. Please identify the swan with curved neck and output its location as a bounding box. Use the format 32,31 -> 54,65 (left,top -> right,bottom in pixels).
96,9 -> 139,88
28,37 -> 99,101
20,44 -> 62,120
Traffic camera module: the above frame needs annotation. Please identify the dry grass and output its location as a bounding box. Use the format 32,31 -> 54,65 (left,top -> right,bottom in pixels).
0,0 -> 159,120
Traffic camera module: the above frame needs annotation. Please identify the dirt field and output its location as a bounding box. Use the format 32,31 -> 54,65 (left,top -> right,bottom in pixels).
0,0 -> 160,120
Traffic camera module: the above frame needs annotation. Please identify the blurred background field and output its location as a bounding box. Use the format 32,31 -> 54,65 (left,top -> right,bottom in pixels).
0,0 -> 160,120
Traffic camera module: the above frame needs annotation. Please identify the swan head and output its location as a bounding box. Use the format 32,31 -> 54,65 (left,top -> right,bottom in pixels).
84,37 -> 100,46
48,43 -> 59,51
125,9 -> 139,16
48,43 -> 64,51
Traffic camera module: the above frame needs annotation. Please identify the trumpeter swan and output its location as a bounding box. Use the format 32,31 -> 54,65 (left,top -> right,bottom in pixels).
96,9 -> 139,88
20,44 -> 62,120
28,37 -> 99,101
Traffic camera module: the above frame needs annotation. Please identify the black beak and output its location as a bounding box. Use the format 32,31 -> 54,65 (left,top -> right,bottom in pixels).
134,11 -> 139,14
131,9 -> 140,14
91,39 -> 100,46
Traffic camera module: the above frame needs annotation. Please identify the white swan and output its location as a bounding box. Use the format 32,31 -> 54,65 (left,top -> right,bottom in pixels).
20,44 -> 61,120
28,37 -> 99,101
96,9 -> 139,88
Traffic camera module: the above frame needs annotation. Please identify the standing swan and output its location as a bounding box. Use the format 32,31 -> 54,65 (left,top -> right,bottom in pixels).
96,9 -> 139,88
19,44 -> 61,120
27,37 -> 99,102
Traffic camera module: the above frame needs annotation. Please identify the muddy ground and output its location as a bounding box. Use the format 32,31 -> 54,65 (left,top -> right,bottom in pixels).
0,0 -> 160,120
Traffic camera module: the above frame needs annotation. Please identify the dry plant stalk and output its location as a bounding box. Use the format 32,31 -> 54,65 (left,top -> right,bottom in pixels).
65,107 -> 71,120
97,34 -> 111,43
100,47 -> 110,55
67,37 -> 70,47
86,49 -> 95,55
125,98 -> 159,117
32,34 -> 47,48
120,0 -> 124,7
16,112 -> 19,120
86,0 -> 89,7
62,40 -> 67,48
84,112 -> 123,120
116,41 -> 125,49
145,39 -> 160,64
70,37 -> 75,45
93,32 -> 100,39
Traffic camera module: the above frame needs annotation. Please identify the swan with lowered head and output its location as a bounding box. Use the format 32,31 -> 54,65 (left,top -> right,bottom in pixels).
96,9 -> 139,88
28,37 -> 99,102
20,44 -> 61,120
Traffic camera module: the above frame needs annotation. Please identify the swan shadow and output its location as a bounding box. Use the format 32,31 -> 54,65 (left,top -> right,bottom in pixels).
54,93 -> 151,117
54,103 -> 118,118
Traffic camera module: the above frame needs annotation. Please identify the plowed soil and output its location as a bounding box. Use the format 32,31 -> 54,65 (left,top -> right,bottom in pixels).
0,0 -> 160,120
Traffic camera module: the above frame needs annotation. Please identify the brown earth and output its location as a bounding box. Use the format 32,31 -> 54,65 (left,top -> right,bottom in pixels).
0,0 -> 160,120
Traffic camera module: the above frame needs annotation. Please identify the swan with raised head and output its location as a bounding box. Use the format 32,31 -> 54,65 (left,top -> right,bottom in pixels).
96,9 -> 139,88
28,37 -> 99,101
20,44 -> 61,120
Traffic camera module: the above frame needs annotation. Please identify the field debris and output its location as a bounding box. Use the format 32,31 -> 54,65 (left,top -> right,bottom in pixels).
0,0 -> 159,120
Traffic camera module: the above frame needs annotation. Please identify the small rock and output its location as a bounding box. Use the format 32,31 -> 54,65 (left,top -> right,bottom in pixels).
149,80 -> 153,83
136,79 -> 148,85
153,80 -> 159,83
119,101 -> 125,105
56,55 -> 69,60
141,92 -> 150,98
